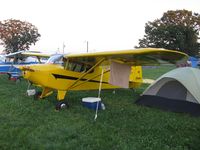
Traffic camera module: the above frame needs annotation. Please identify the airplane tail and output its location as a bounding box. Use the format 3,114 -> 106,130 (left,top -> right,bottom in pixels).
129,66 -> 142,82
129,66 -> 155,86
142,78 -> 155,84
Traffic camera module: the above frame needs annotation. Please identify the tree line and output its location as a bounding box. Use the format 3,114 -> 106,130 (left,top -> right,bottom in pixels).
136,9 -> 200,56
0,9 -> 200,56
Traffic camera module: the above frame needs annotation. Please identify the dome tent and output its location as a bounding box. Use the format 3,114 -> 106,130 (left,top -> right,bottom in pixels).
136,67 -> 200,116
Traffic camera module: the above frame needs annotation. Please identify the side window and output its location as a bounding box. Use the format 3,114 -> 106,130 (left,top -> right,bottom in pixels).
65,60 -> 93,73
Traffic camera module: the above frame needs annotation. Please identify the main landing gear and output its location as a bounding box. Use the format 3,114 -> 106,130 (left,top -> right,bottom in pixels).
55,101 -> 69,110
33,91 -> 69,110
34,91 -> 42,100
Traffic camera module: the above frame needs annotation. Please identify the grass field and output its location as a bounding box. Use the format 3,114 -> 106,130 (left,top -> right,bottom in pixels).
0,66 -> 200,150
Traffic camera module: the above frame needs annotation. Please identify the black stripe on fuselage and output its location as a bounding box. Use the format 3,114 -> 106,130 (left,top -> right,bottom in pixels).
52,74 -> 108,84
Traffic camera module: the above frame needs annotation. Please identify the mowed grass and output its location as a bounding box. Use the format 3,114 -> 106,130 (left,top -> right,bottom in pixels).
0,66 -> 200,150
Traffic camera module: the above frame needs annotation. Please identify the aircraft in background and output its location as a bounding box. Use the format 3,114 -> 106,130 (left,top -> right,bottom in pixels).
0,51 -> 50,80
19,48 -> 188,110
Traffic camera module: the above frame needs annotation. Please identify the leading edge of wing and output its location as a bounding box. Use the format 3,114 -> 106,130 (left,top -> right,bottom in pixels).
21,52 -> 51,58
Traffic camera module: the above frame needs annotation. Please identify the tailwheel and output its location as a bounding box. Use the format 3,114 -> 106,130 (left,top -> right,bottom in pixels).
34,91 -> 42,100
55,101 -> 69,110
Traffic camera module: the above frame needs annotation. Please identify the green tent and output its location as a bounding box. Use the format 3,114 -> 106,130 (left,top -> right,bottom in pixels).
136,67 -> 200,116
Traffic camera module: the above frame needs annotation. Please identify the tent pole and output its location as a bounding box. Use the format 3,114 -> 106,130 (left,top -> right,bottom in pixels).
94,68 -> 104,121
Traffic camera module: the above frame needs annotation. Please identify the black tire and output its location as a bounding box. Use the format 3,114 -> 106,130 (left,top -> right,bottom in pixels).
55,101 -> 69,110
34,91 -> 42,100
7,73 -> 11,80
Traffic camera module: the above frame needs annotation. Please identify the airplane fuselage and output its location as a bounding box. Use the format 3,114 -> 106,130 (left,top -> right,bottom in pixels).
22,64 -> 142,91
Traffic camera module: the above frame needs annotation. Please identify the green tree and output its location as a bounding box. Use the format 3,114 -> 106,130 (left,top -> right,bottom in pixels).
0,19 -> 40,53
136,10 -> 200,56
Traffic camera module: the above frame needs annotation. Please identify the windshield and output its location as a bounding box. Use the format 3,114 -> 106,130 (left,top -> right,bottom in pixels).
0,55 -> 5,62
46,54 -> 63,64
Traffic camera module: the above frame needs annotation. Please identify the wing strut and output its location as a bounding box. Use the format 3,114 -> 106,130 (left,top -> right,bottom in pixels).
69,69 -> 110,90
68,57 -> 105,89
94,68 -> 104,121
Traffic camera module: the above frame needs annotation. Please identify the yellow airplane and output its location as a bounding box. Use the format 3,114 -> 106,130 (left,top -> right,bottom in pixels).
19,48 -> 188,110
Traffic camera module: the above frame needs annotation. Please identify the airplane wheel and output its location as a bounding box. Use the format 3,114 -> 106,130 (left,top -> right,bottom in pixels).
7,74 -> 11,80
55,101 -> 69,110
34,91 -> 42,100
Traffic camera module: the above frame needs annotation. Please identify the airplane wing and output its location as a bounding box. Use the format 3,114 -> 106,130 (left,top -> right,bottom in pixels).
21,52 -> 51,58
5,51 -> 25,57
64,48 -> 188,66
5,51 -> 51,58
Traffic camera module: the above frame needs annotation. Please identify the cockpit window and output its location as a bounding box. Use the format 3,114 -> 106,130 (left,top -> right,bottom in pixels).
65,60 -> 93,73
46,54 -> 63,65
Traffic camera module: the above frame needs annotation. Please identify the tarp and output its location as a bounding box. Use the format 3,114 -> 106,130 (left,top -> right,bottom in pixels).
188,56 -> 199,68
109,61 -> 131,88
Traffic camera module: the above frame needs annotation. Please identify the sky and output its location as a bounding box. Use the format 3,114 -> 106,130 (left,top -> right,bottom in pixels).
0,0 -> 199,54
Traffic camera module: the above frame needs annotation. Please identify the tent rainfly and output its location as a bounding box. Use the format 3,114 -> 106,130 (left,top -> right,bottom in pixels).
136,67 -> 200,116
